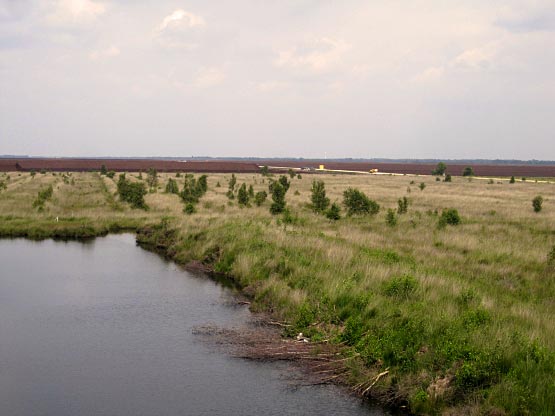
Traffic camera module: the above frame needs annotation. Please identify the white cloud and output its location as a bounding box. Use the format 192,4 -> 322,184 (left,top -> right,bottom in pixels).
275,37 -> 351,72
89,45 -> 120,60
45,0 -> 106,25
412,66 -> 445,83
155,8 -> 205,49
193,67 -> 225,88
256,81 -> 289,92
452,43 -> 497,69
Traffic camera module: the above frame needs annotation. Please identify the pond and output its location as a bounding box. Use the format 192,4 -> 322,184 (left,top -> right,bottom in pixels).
0,234 -> 385,416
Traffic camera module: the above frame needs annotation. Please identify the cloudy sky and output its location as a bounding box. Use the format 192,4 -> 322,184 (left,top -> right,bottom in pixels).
1,0 -> 554,159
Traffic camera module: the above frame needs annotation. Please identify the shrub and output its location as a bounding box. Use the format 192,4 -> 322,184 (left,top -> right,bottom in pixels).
30,169 -> 36,177
510,176 -> 515,183
269,180 -> 287,214
100,164 -> 107,175
228,174 -> 237,196
106,171 -> 115,179
310,180 -> 330,213
288,169 -> 296,178
343,188 -> 380,216
278,175 -> 290,192
397,196 -> 409,214
548,246 -> 555,269
439,208 -> 461,227
419,182 -> 426,191
165,178 -> 179,194
532,196 -> 543,213
436,177 -> 441,181
176,172 -> 181,178
254,190 -> 267,206
260,165 -> 270,176
432,162 -> 447,176
325,202 -> 341,220
444,174 -> 452,182
32,185 -> 54,210
237,183 -> 250,206
386,208 -> 397,226
117,174 -> 147,209
183,203 -> 196,215
0,181 -> 6,192
383,275 -> 418,299
462,166 -> 474,177
146,168 -> 158,191
297,174 -> 302,179
248,184 -> 254,198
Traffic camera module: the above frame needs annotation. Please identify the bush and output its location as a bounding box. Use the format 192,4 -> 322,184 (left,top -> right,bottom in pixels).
439,208 -> 461,227
310,180 -> 330,213
386,208 -> 397,226
248,184 -> 254,198
278,175 -> 290,192
462,166 -> 474,177
32,185 -> 54,210
548,246 -> 555,269
325,202 -> 341,220
100,164 -> 107,175
397,196 -> 409,214
532,196 -> 543,213
146,168 -> 158,191
343,188 -> 380,216
419,182 -> 426,191
269,180 -> 287,214
383,275 -> 418,299
237,183 -> 250,206
117,174 -> 147,209
183,203 -> 196,215
165,178 -> 179,194
228,174 -> 237,197
510,176 -> 515,183
254,190 -> 267,206
432,162 -> 447,176
106,171 -> 115,179
444,174 -> 452,182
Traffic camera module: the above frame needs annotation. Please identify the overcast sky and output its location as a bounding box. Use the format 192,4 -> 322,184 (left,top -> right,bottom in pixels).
1,0 -> 554,159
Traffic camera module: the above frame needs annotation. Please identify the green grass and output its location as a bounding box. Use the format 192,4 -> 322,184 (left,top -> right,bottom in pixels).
1,171 -> 554,414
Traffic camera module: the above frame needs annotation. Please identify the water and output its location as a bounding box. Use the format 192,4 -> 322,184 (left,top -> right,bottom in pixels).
0,234 -> 385,416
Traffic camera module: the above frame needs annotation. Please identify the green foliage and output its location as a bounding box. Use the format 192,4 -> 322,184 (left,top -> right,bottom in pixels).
146,168 -> 158,191
532,195 -> 543,213
288,168 -> 296,178
386,208 -> 397,226
216,181 -> 221,188
237,183 -> 250,206
183,202 -> 196,215
0,181 -> 6,192
106,171 -> 115,179
30,169 -> 36,177
310,180 -> 330,213
180,174 -> 208,204
342,188 -> 380,216
165,178 -> 179,194
278,175 -> 290,192
248,184 -> 254,198
32,185 -> 54,210
269,180 -> 287,214
325,202 -> 341,220
397,196 -> 409,214
548,246 -> 555,269
419,182 -> 426,191
297,174 -> 302,179
432,162 -> 447,175
117,174 -> 148,209
444,174 -> 452,182
439,208 -> 461,227
260,165 -> 270,176
254,190 -> 267,206
510,176 -> 515,183
175,172 -> 181,178
462,166 -> 474,177
100,164 -> 107,175
382,275 -> 418,299
227,174 -> 237,199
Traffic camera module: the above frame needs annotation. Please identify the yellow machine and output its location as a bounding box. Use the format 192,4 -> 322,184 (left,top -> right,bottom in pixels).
369,168 -> 379,173
319,164 -> 325,170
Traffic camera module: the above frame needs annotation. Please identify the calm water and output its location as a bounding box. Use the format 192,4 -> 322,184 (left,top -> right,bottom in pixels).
0,234 -> 385,416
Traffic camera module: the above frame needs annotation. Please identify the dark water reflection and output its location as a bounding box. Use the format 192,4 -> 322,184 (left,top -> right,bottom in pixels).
0,234 -> 385,416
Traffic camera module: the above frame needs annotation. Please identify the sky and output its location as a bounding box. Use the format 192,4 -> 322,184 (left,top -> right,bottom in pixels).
0,0 -> 554,159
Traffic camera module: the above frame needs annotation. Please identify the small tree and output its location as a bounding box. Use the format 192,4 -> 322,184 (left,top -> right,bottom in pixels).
419,182 -> 426,191
288,169 -> 296,179
146,168 -> 158,191
444,174 -> 452,182
106,171 -> 116,179
117,174 -> 148,209
462,166 -> 474,177
254,190 -> 267,206
510,176 -> 515,184
197,175 -> 208,194
439,208 -> 461,227
248,184 -> 254,198
260,166 -> 270,176
325,202 -> 341,220
310,180 -> 330,213
165,178 -> 179,194
100,164 -> 107,175
397,196 -> 409,214
343,188 -> 380,216
183,203 -> 196,215
227,174 -> 237,199
237,183 -> 250,206
269,181 -> 287,214
386,209 -> 397,226
30,169 -> 36,177
432,162 -> 447,176
278,175 -> 290,192
532,195 -> 543,213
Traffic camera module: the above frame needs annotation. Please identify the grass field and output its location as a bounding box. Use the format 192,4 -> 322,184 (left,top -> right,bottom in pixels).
1,170 -> 554,415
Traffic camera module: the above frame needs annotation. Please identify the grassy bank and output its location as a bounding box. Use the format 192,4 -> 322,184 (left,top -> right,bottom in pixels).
1,170 -> 554,414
